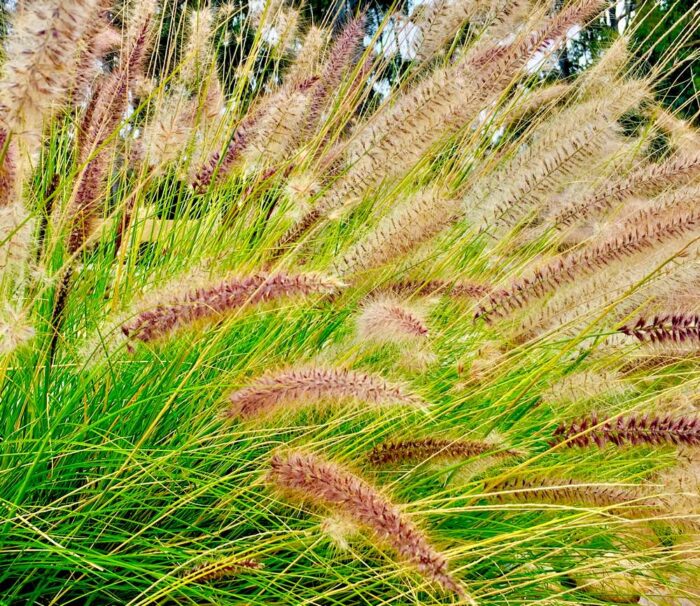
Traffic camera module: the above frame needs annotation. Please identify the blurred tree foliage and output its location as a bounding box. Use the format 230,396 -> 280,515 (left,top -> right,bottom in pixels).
629,0 -> 699,122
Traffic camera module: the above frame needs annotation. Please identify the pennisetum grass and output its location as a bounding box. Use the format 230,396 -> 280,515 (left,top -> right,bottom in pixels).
552,413 -> 700,448
1,0 -> 700,603
269,449 -> 474,601
225,365 -> 425,419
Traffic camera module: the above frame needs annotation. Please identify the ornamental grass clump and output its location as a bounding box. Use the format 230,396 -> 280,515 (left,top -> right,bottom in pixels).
2,0 -> 700,603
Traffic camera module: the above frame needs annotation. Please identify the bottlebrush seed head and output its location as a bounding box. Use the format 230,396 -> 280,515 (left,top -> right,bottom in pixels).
619,314 -> 700,346
268,450 -> 473,602
387,279 -> 492,299
554,151 -> 700,228
476,206 -> 700,322
0,0 -> 103,155
225,365 -> 426,420
122,272 -> 343,344
303,14 -> 366,132
552,413 -> 700,449
368,438 -> 521,466
356,297 -> 430,347
486,476 -> 664,514
185,559 -> 263,582
0,304 -> 35,355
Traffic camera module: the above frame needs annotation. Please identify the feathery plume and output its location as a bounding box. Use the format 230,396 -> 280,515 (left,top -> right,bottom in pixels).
463,340 -> 505,383
303,15 -> 365,135
72,16 -> 122,108
192,126 -> 250,193
0,304 -> 35,355
476,204 -> 700,321
620,314 -> 700,346
553,152 -> 700,229
387,279 -> 491,299
269,450 -> 473,601
320,515 -> 358,551
0,0 -> 103,157
652,106 -> 700,151
286,26 -> 329,87
184,559 -> 263,582
245,83 -> 315,168
368,438 -> 520,466
356,296 -> 429,346
225,365 -> 424,419
414,0 -> 529,63
569,555 -> 657,604
0,201 -> 32,274
541,370 -> 628,404
122,272 -> 342,344
577,36 -> 630,96
262,7 -> 299,55
552,413 -> 700,448
180,8 -> 217,87
138,91 -> 199,172
411,0 -> 482,62
486,476 -> 664,514
67,7 -> 154,254
468,82 -> 647,232
500,83 -> 571,126
335,187 -> 462,276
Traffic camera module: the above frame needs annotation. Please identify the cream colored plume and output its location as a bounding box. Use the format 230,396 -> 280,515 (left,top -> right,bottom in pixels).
0,0 -> 103,160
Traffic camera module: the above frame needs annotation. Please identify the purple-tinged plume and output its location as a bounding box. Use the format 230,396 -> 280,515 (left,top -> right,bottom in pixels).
368,438 -> 521,466
269,450 -> 473,602
552,413 -> 700,448
620,314 -> 700,345
122,272 -> 342,344
225,365 -> 424,419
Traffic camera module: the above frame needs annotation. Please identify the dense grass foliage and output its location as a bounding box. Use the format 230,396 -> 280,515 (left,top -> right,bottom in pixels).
1,0 -> 699,604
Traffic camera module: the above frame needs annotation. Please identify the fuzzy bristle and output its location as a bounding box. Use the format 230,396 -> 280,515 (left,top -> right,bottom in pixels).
185,559 -> 263,582
122,272 -> 343,344
368,438 -> 520,466
552,413 -> 700,448
553,152 -> 700,228
269,450 -> 473,601
387,279 -> 491,299
0,304 -> 35,355
356,297 -> 430,347
620,314 -> 700,346
225,365 -> 425,419
0,0 -> 103,156
486,476 -> 664,515
477,205 -> 700,321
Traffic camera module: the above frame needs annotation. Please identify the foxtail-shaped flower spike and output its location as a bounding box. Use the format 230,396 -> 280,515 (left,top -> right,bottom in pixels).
184,559 -> 263,583
552,413 -> 700,448
67,7 -> 155,254
0,0 -> 104,156
356,297 -> 429,346
368,438 -> 520,466
303,15 -> 366,135
476,205 -> 700,321
269,450 -> 474,602
553,152 -> 700,228
619,314 -> 700,346
486,475 -> 664,516
225,365 -> 425,419
122,272 -> 343,344
387,279 -> 491,299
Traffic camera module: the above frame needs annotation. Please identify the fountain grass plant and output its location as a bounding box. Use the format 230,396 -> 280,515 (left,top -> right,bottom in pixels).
1,0 -> 699,603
